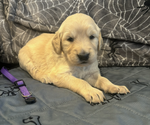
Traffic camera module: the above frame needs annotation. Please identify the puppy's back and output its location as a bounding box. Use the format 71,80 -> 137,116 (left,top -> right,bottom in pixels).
18,33 -> 55,78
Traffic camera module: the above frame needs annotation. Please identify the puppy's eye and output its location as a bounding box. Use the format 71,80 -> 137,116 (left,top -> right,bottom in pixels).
67,37 -> 74,42
89,35 -> 95,40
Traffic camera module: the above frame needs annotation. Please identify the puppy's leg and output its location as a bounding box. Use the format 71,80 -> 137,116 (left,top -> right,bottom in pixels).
85,72 -> 130,94
95,76 -> 130,94
50,74 -> 105,103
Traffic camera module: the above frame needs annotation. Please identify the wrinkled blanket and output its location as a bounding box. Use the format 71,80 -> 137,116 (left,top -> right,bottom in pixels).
0,67 -> 150,125
0,0 -> 150,66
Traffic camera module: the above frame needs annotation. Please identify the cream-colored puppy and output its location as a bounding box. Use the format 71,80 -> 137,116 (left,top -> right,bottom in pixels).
18,13 -> 129,104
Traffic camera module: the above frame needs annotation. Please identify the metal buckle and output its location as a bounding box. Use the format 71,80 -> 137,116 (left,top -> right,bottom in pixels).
25,96 -> 36,104
21,92 -> 36,104
25,97 -> 36,104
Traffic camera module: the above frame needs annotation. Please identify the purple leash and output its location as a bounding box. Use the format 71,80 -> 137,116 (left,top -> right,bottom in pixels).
1,67 -> 36,104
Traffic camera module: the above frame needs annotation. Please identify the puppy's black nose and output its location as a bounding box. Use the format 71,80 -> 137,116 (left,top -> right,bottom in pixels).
77,53 -> 90,61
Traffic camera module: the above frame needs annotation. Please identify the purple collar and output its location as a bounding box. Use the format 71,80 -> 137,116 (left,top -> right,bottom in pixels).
0,67 -> 36,104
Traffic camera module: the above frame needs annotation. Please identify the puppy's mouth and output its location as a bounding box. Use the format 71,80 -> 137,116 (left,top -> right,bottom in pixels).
74,62 -> 88,67
79,61 -> 91,66
80,61 -> 88,64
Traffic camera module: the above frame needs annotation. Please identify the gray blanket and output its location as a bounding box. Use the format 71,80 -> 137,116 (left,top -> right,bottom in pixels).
1,0 -> 150,66
0,67 -> 150,125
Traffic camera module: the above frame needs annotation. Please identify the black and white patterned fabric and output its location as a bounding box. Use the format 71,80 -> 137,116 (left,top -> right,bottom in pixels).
0,0 -> 150,66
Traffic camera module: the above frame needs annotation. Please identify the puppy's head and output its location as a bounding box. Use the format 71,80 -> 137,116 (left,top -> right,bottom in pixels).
52,13 -> 103,66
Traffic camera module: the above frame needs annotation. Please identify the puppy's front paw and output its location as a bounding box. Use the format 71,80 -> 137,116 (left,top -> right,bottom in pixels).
81,87 -> 105,104
107,85 -> 130,94
117,85 -> 130,94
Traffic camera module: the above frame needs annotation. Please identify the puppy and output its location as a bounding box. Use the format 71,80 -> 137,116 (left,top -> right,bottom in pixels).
18,13 -> 129,104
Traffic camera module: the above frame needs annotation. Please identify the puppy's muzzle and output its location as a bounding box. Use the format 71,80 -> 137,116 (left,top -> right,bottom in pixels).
77,53 -> 90,62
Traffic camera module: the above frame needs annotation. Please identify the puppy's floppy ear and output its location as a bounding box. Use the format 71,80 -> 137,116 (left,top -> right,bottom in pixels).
52,31 -> 62,54
95,24 -> 103,52
98,31 -> 103,52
